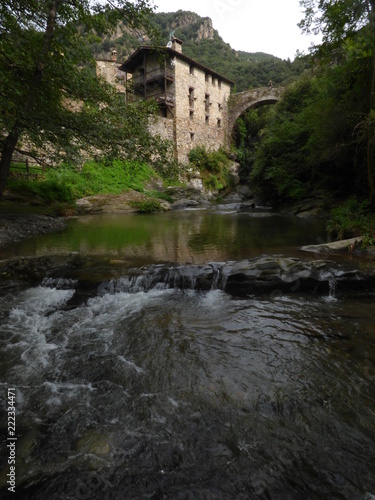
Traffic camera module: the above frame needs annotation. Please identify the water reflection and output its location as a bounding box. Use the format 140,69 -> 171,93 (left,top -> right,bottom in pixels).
3,210 -> 326,264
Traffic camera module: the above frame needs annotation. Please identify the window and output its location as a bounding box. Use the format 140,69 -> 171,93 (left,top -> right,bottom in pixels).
205,93 -> 210,113
189,87 -> 195,108
205,73 -> 210,83
190,132 -> 195,141
190,110 -> 194,121
217,118 -> 221,128
212,78 -> 216,87
218,80 -> 222,89
189,65 -> 194,75
205,115 -> 209,125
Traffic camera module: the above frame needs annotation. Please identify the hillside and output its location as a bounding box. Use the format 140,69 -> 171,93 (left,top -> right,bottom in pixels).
90,10 -> 309,92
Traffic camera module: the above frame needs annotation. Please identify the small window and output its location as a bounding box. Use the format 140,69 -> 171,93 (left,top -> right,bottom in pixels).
190,132 -> 195,141
189,65 -> 194,75
205,93 -> 210,114
190,110 -> 194,121
205,115 -> 209,125
189,87 -> 195,108
218,80 -> 222,89
212,78 -> 216,86
205,73 -> 210,83
217,118 -> 221,128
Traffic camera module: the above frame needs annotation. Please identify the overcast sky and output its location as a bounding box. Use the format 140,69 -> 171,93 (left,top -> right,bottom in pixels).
151,0 -> 320,60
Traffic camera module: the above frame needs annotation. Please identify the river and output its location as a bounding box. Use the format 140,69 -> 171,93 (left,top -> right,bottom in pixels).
0,207 -> 375,499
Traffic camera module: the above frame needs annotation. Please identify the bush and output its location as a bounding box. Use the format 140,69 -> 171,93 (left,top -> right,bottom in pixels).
188,146 -> 230,191
327,197 -> 371,240
129,199 -> 161,213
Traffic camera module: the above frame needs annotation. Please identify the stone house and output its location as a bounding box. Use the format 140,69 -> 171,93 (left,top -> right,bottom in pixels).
119,38 -> 234,163
96,50 -> 127,95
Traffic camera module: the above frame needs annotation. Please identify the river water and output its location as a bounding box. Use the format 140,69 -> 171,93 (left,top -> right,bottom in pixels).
1,208 -> 375,499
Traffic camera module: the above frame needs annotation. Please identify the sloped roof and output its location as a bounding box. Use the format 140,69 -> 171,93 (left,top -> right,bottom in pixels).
119,46 -> 234,85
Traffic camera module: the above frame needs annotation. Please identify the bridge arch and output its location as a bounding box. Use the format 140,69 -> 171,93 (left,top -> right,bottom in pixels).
227,87 -> 283,139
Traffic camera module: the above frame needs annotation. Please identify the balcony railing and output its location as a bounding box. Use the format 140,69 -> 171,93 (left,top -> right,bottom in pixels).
131,66 -> 174,87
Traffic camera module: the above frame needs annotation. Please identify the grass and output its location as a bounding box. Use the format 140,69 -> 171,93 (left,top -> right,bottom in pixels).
6,160 -> 157,206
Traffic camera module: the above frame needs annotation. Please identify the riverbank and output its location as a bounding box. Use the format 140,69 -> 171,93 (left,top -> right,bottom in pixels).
0,184 -> 250,248
1,188 -> 374,260
0,213 -> 66,248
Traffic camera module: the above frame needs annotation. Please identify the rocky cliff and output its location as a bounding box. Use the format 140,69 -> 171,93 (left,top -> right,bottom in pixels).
89,10 -> 308,91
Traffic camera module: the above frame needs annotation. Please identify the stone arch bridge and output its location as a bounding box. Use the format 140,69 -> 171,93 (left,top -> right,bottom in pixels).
228,87 -> 284,138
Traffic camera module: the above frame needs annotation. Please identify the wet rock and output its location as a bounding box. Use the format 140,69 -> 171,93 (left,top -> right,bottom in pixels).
98,257 -> 375,297
172,199 -> 201,209
301,237 -> 363,254
2,254 -> 374,296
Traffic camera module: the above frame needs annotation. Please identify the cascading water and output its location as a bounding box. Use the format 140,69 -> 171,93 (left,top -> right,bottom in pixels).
1,210 -> 375,499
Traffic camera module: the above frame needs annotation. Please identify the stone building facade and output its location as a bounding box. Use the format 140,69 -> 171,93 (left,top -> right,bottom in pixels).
96,50 -> 127,95
119,39 -> 233,163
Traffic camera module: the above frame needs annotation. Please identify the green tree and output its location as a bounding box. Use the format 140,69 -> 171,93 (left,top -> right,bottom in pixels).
299,0 -> 375,201
0,0 -> 163,198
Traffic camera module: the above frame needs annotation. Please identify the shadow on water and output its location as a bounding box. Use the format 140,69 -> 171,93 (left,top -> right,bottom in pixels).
0,209 -> 375,499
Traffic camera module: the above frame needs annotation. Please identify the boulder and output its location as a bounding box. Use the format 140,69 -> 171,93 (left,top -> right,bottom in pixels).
301,237 -> 363,254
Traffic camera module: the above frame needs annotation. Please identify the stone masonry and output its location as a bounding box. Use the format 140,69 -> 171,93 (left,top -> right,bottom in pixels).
119,39 -> 233,163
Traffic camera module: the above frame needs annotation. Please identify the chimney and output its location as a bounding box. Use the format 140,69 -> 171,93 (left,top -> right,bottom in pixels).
171,37 -> 183,54
111,50 -> 117,62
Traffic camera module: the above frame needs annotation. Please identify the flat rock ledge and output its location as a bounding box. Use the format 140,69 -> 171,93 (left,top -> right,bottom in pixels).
300,237 -> 375,256
96,256 -> 375,296
2,255 -> 374,297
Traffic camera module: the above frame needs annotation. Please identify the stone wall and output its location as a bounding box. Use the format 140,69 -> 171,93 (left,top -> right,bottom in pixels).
96,59 -> 126,94
148,116 -> 174,143
173,57 -> 231,163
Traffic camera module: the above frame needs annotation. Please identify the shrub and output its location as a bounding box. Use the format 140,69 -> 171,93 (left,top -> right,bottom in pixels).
129,200 -> 161,213
327,197 -> 371,240
188,146 -> 230,191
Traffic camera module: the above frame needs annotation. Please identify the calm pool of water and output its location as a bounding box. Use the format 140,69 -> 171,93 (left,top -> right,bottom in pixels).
2,209 -> 326,265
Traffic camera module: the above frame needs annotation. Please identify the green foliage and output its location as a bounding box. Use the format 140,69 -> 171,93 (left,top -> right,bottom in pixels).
0,0 -> 169,198
298,0 -> 375,201
129,199 -> 161,213
7,160 -> 157,204
249,77 -> 317,202
233,106 -> 274,181
188,146 -> 230,191
246,52 -> 375,203
327,197 -> 372,240
361,233 -> 375,249
8,177 -> 75,204
91,9 -> 310,93
235,1 -> 375,204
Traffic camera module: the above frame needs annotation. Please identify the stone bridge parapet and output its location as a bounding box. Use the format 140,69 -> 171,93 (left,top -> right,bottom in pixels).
228,87 -> 284,138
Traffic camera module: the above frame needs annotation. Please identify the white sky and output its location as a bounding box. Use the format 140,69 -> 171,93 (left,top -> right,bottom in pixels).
151,0 -> 321,60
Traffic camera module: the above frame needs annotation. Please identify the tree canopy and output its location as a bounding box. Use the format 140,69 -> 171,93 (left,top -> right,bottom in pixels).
240,0 -> 375,204
299,0 -> 375,201
0,0 -> 168,198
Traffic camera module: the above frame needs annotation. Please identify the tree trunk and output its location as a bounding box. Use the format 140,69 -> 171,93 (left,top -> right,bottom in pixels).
0,1 -> 59,199
0,130 -> 19,197
368,1 -> 375,203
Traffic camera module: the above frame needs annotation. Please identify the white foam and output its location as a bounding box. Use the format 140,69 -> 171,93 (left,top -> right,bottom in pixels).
5,286 -> 75,375
117,355 -> 144,374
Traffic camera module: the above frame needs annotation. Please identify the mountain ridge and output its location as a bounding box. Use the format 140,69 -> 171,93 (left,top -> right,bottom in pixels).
90,10 -> 308,91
